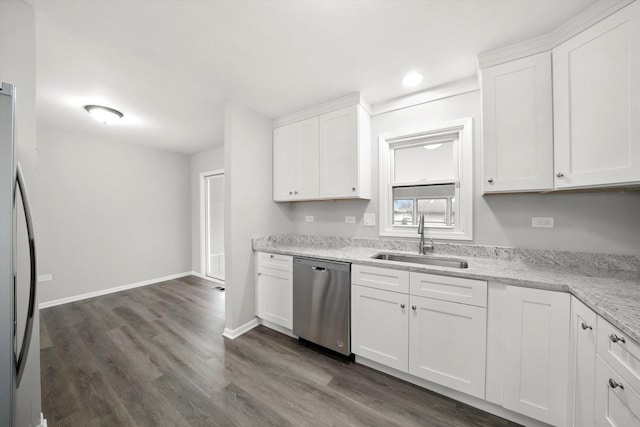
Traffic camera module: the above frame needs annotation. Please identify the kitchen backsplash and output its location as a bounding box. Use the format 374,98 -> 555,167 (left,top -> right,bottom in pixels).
253,234 -> 640,273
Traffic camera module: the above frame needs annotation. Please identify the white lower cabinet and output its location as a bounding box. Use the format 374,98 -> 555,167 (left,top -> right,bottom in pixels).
351,285 -> 408,372
502,286 -> 570,426
568,297 -> 597,427
409,295 -> 487,398
351,265 -> 487,399
256,252 -> 293,330
595,356 -> 640,427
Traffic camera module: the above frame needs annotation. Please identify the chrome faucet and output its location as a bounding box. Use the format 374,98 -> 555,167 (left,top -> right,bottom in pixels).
417,213 -> 434,254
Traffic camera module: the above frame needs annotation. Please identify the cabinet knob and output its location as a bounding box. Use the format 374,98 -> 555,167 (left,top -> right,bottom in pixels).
400,303 -> 405,309
608,378 -> 624,390
610,334 -> 626,344
581,322 -> 593,330
289,191 -> 293,195
294,191 -> 298,195
556,172 -> 564,178
487,178 -> 494,183
411,305 -> 417,311
270,254 -> 274,258
352,187 -> 356,191
257,272 -> 262,276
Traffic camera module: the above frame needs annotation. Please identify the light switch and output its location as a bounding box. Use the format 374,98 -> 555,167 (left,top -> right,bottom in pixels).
363,213 -> 376,226
345,216 -> 356,224
305,216 -> 314,222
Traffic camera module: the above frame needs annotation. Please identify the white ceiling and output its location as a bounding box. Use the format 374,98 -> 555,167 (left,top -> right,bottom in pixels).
30,0 -> 596,155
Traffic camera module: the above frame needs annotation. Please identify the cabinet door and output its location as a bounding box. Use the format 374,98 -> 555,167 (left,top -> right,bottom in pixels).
408,295 -> 487,399
319,106 -> 359,198
351,285 -> 409,372
503,287 -> 570,426
292,118 -> 319,200
273,124 -> 296,201
568,297 -> 597,427
595,356 -> 640,427
256,267 -> 293,329
553,1 -> 640,189
482,52 -> 553,193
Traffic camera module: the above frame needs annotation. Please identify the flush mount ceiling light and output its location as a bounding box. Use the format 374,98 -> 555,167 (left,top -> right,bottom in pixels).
84,105 -> 123,124
402,72 -> 423,87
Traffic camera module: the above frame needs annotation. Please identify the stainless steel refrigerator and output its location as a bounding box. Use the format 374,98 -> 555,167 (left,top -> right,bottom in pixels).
1,82 -> 40,426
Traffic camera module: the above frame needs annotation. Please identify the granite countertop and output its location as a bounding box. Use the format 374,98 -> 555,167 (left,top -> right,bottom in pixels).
253,235 -> 640,344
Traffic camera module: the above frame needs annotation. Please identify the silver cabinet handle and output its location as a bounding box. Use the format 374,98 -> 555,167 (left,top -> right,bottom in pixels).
487,178 -> 494,183
411,305 -> 417,310
609,378 -> 624,390
14,162 -> 37,386
400,304 -> 405,308
610,334 -> 626,344
556,172 -> 564,178
581,322 -> 593,330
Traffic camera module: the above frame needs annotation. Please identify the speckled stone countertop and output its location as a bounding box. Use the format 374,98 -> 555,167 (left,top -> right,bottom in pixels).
253,234 -> 640,343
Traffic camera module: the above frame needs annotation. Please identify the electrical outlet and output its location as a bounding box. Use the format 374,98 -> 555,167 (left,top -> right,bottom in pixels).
305,215 -> 314,223
363,213 -> 376,226
38,273 -> 53,282
345,216 -> 356,224
532,217 -> 554,228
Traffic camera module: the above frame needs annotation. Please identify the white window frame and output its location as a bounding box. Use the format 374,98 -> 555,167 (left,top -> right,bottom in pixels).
378,117 -> 473,240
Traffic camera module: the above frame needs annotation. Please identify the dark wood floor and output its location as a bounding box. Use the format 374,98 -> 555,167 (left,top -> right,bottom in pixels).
40,275 -> 518,427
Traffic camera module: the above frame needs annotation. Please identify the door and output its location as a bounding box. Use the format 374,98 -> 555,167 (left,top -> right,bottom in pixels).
319,106 -> 359,198
256,267 -> 293,329
553,1 -> 640,188
351,285 -> 409,372
408,295 -> 487,398
502,286 -> 570,426
205,173 -> 224,281
481,52 -> 553,193
273,124 -> 295,201
568,297 -> 597,427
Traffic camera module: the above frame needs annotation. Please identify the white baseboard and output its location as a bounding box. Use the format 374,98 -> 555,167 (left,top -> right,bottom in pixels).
38,272 -> 192,309
258,318 -> 297,338
38,413 -> 47,427
190,270 -> 225,285
222,317 -> 260,340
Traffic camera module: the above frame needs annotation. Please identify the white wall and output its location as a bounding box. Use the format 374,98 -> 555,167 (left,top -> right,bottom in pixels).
224,102 -> 292,332
37,127 -> 192,303
0,1 -> 41,426
289,90 -> 640,256
190,147 -> 224,272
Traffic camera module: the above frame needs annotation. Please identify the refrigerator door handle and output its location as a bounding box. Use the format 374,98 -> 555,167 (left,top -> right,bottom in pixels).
13,162 -> 36,386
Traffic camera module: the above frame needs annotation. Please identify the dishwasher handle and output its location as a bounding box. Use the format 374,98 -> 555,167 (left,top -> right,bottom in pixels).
311,266 -> 326,272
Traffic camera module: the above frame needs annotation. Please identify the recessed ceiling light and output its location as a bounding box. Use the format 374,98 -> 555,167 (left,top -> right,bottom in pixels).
402,72 -> 423,87
84,105 -> 123,124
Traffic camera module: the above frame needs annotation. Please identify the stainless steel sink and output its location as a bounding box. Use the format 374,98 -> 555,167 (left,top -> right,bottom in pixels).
371,252 -> 469,269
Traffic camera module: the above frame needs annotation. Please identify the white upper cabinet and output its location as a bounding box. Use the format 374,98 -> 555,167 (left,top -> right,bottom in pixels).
481,52 -> 553,193
273,96 -> 371,202
318,105 -> 371,199
480,1 -> 640,193
273,118 -> 319,201
553,1 -> 640,189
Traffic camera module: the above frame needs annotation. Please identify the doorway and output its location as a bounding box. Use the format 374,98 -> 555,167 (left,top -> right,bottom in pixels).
202,171 -> 225,282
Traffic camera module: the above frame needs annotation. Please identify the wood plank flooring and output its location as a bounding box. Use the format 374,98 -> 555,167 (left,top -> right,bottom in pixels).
40,275 -> 519,426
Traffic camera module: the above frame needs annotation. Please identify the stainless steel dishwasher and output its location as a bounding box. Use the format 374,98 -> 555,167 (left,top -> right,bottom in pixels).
293,257 -> 351,355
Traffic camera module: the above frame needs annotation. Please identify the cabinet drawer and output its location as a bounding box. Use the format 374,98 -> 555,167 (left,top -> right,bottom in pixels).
257,252 -> 292,272
352,264 -> 409,293
410,272 -> 487,307
595,355 -> 640,427
597,317 -> 640,393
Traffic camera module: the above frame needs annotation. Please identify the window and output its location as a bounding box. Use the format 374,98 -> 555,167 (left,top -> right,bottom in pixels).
379,118 -> 473,240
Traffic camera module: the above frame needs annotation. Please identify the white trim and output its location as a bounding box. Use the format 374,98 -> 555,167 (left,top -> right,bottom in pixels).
190,270 -> 225,286
378,117 -> 473,241
355,356 -> 548,427
38,413 -> 47,427
370,76 -> 479,116
223,317 -> 260,340
478,0 -> 634,68
258,318 -> 297,338
38,272 -> 192,309
273,92 -> 370,127
200,169 -> 224,279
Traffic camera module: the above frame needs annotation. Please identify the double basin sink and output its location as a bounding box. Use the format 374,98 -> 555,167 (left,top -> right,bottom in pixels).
371,252 -> 468,269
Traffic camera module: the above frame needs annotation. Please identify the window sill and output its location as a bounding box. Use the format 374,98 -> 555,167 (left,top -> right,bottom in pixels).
379,228 -> 472,241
